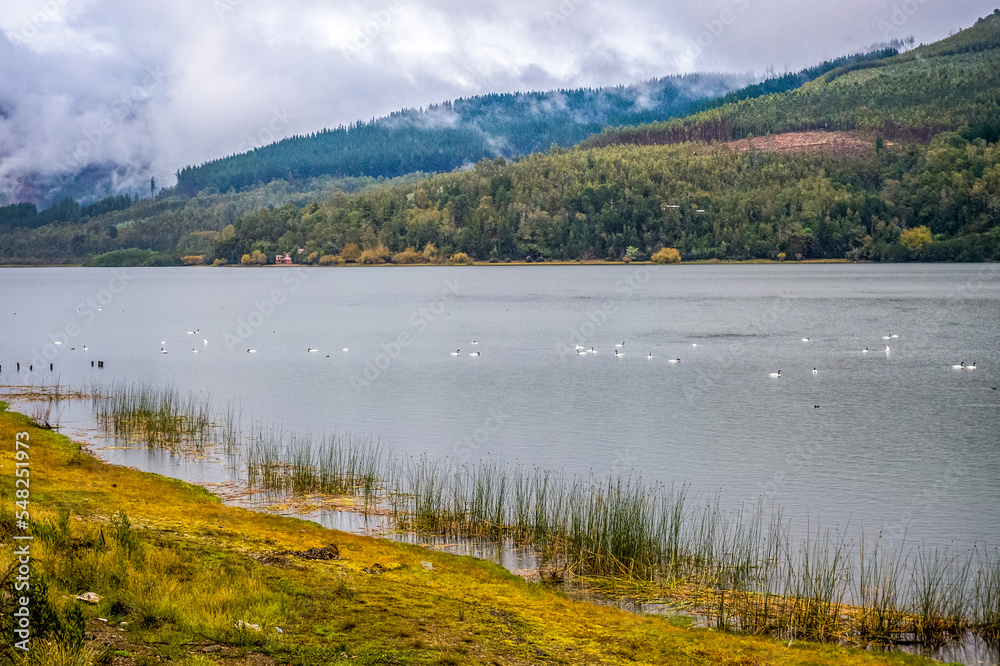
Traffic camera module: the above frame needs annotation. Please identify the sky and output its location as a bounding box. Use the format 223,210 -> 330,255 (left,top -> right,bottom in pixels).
0,0 -> 992,204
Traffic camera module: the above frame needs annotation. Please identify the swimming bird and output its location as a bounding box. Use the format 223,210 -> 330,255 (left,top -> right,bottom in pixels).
885,346 -> 890,354
192,348 -> 198,353
692,343 -> 698,347
160,348 -> 168,354
614,349 -> 625,357
615,341 -> 625,348
668,358 -> 680,364
863,347 -> 869,353
472,340 -> 479,345
451,350 -> 461,356
589,347 -> 596,354
575,345 -> 585,350
802,337 -> 810,342
882,335 -> 891,340
161,340 -> 166,345
54,341 -> 62,345
470,351 -> 480,356
647,352 -> 653,359
342,348 -> 349,352
247,349 -> 257,353
891,334 -> 899,339
769,370 -> 781,377
203,339 -> 209,345
952,361 -> 966,369
82,345 -> 88,351
307,348 -> 318,352
966,361 -> 977,370
813,368 -> 818,374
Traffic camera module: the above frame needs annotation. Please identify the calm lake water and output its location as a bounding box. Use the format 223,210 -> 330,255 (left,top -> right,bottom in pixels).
2,264 -> 999,555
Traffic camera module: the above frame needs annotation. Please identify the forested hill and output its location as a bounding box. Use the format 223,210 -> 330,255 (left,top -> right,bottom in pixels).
172,73 -> 755,196
3,16 -> 1000,266
173,48 -> 897,198
583,12 -> 1000,149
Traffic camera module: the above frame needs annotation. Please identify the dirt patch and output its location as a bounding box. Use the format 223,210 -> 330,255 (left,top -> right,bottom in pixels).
716,131 -> 874,158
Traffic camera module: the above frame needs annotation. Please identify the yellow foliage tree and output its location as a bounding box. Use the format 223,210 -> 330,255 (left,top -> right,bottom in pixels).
392,247 -> 426,264
448,252 -> 472,264
900,225 -> 933,251
651,247 -> 682,264
359,244 -> 391,264
340,243 -> 362,263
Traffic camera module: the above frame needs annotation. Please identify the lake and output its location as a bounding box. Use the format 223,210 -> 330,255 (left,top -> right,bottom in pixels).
2,263 -> 999,554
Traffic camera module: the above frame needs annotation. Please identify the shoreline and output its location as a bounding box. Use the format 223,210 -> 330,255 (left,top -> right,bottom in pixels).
0,399 -> 951,665
3,387 -> 997,666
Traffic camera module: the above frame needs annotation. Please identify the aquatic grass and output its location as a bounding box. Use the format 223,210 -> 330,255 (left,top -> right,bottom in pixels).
80,382 -> 1000,649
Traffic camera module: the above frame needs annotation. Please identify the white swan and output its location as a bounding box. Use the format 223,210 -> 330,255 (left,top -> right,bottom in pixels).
668,358 -> 680,364
802,337 -> 810,342
614,349 -> 625,357
54,341 -> 62,345
342,348 -> 349,352
308,348 -> 318,352
160,348 -> 168,354
192,348 -> 198,353
966,361 -> 977,370
203,339 -> 209,345
472,340 -> 479,345
952,362 -> 965,369
451,350 -> 461,356
470,351 -> 480,356
82,345 -> 88,351
589,347 -> 596,354
769,370 -> 781,377
615,341 -> 625,348
247,349 -> 257,353
891,334 -> 899,339
812,368 -> 818,374
882,335 -> 891,340
647,352 -> 653,359
862,347 -> 869,353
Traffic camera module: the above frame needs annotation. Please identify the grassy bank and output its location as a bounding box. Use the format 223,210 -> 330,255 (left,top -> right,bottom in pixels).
0,402 -> 945,665
83,383 -> 999,652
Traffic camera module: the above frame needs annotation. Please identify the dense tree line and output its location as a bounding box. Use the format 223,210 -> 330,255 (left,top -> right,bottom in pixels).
3,130 -> 999,265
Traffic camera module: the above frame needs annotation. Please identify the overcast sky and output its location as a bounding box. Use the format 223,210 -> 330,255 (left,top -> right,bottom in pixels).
0,0 -> 991,203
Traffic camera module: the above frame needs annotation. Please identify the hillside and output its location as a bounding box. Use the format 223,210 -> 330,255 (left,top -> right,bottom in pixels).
2,17 -> 999,266
172,73 -> 757,196
172,50 -> 896,197
582,12 -> 1000,148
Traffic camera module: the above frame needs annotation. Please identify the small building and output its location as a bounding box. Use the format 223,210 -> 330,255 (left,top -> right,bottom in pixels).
275,253 -> 293,264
